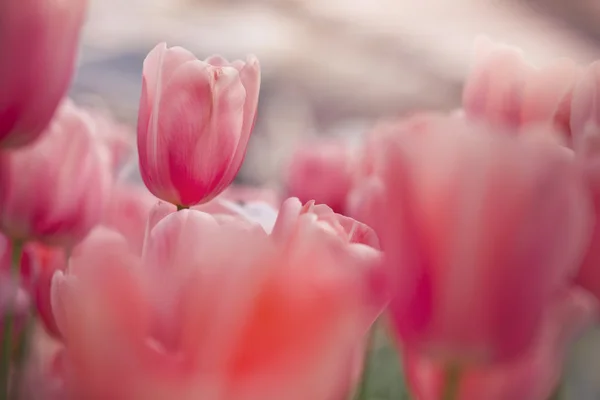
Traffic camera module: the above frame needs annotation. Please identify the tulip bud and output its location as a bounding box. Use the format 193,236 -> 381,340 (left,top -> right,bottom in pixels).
137,43 -> 261,207
360,114 -> 592,365
0,0 -> 87,148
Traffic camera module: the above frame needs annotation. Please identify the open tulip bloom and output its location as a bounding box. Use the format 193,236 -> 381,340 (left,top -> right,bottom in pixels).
1,1 -> 600,399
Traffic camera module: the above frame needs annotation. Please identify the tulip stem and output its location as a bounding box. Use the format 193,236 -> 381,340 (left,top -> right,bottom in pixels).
8,313 -> 34,400
549,382 -> 564,400
0,240 -> 24,400
441,363 -> 462,400
352,325 -> 377,400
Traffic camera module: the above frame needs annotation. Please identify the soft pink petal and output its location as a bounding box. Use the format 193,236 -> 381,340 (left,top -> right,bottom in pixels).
217,55 -> 261,192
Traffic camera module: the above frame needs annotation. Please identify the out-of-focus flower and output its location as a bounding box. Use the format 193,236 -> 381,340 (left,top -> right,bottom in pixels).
51,209 -> 377,400
0,233 -> 66,340
88,109 -> 136,174
462,37 -> 579,138
102,183 -> 158,255
404,288 -> 598,400
285,139 -> 355,214
272,198 -> 379,250
570,62 -> 600,302
0,0 -> 88,148
137,43 -> 260,207
570,61 -> 600,156
359,114 -> 592,365
0,101 -> 112,248
27,243 -> 66,339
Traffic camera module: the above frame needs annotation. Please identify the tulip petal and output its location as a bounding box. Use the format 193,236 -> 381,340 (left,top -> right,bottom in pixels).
149,62 -> 245,205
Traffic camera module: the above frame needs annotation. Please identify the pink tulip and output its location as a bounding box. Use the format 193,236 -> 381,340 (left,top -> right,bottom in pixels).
137,43 -> 261,207
359,114 -> 592,365
403,288 -> 598,400
570,61 -> 600,158
0,234 -> 67,345
0,0 -> 87,148
462,37 -> 579,138
51,209 -> 378,400
286,138 -> 354,214
101,182 -> 158,255
570,62 -> 600,301
30,247 -> 66,340
88,109 -> 137,174
0,101 -> 112,247
272,198 -> 379,249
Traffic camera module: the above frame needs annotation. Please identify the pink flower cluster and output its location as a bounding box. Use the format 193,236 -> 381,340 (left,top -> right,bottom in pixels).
1,1 -> 600,399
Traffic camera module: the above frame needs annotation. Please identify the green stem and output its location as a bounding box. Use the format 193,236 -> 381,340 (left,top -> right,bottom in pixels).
0,240 -> 23,399
441,363 -> 462,400
548,381 -> 563,400
176,204 -> 189,211
8,312 -> 34,400
352,325 -> 378,400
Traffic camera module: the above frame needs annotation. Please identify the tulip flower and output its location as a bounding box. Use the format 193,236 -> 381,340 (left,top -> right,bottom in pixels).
272,198 -> 380,250
404,288 -> 598,400
462,37 -> 579,138
0,0 -> 87,148
50,208 -> 378,400
359,114 -> 592,365
101,182 -> 158,255
285,139 -> 355,214
570,61 -> 600,302
0,101 -> 112,248
137,43 -> 260,208
88,109 -> 137,175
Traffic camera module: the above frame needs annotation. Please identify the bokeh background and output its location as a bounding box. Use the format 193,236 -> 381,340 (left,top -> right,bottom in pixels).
73,1 -> 600,398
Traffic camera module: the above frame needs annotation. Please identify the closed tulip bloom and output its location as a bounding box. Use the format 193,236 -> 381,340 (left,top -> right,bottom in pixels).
0,101 -> 112,247
360,115 -> 591,365
51,209 -> 377,400
137,43 -> 260,207
404,288 -> 598,400
0,0 -> 87,148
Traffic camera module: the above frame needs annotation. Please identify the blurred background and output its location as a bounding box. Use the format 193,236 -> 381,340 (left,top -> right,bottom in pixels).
73,0 -> 600,186
73,0 -> 600,398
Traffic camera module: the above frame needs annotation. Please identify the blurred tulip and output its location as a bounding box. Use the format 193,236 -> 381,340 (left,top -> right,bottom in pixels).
359,114 -> 592,365
0,101 -> 112,248
570,61 -> 600,158
570,62 -> 600,302
51,208 -> 377,400
286,138 -> 354,214
404,288 -> 598,400
272,198 -> 379,249
462,37 -> 579,138
27,242 -> 66,339
0,0 -> 87,148
1,230 -> 66,341
137,43 -> 260,207
102,183 -> 158,255
88,109 -> 136,174
0,236 -> 31,343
